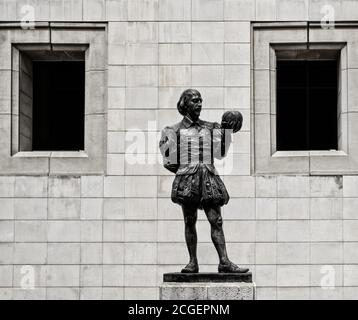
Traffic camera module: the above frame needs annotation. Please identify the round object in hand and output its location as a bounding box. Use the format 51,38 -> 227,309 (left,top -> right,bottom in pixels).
221,111 -> 243,133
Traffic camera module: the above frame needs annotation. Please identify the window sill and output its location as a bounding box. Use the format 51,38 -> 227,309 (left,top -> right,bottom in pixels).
12,151 -> 89,158
272,150 -> 348,158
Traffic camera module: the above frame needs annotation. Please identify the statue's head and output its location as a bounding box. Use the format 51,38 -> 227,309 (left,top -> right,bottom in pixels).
177,89 -> 202,122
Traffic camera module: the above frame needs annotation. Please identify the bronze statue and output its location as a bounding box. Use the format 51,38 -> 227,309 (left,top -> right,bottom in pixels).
159,89 -> 249,274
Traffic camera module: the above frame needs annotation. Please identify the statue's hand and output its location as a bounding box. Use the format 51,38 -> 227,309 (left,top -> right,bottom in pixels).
221,111 -> 243,133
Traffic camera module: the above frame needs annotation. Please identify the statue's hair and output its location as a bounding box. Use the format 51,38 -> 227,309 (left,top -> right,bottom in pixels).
177,89 -> 201,116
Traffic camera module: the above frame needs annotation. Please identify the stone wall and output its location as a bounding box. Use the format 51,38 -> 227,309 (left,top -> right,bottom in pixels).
0,0 -> 358,300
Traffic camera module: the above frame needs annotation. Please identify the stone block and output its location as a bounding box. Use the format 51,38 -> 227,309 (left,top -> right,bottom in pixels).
310,220 -> 342,242
125,243 -> 157,264
103,265 -> 124,287
192,43 -> 224,65
49,176 -> 80,198
81,243 -> 103,264
81,221 -> 102,242
126,44 -> 158,65
108,87 -> 125,109
81,176 -> 103,198
14,243 -> 47,264
106,0 -> 127,21
225,43 -> 250,65
160,281 -> 254,300
107,154 -> 125,176
0,266 -> 13,287
256,220 -> 276,242
0,221 -> 14,242
255,266 -> 277,287
0,177 -> 14,198
125,287 -> 158,300
128,0 -> 158,21
47,221 -> 81,242
276,0 -> 308,21
124,265 -> 157,287
310,176 -> 343,198
277,243 -> 310,264
310,198 -> 342,220
256,0 -> 276,20
224,65 -> 250,87
103,221 -> 124,242
50,0 -> 83,21
108,109 -> 125,131
192,22 -> 224,43
159,44 -> 191,65
103,243 -> 124,264
224,0 -> 255,21
223,198 -> 255,220
311,242 -> 343,264
277,176 -> 310,197
15,221 -> 47,242
343,220 -> 358,241
225,87 -> 250,109
192,0 -> 223,21
103,287 -> 124,300
255,243 -> 277,265
276,287 -> 309,300
14,198 -> 47,220
80,288 -> 103,300
158,0 -> 191,21
47,288 -> 79,300
256,198 -> 277,220
278,198 -> 309,220
277,220 -> 310,242
125,198 -> 157,220
125,221 -> 157,242
48,243 -> 81,265
0,199 -> 14,220
277,265 -> 310,287
80,265 -> 102,287
159,66 -> 191,87
159,22 -> 191,43
223,176 -> 255,198
103,198 -> 125,220
225,22 -> 250,43
192,66 -> 224,87
125,88 -> 158,109
83,0 -> 105,21
48,198 -> 81,220
125,176 -> 157,197
46,265 -> 80,287
126,66 -> 158,87
343,176 -> 358,197
104,176 -> 125,198
81,198 -> 103,220
14,176 -> 47,198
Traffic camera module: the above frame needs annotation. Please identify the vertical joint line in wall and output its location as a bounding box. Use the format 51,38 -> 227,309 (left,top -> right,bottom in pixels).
49,22 -> 53,52
307,21 -> 310,50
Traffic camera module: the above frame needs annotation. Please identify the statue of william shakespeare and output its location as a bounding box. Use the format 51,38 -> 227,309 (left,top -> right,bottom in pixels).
159,89 -> 249,274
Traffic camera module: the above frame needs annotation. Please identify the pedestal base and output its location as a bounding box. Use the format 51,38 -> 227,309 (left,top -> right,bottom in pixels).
160,273 -> 255,300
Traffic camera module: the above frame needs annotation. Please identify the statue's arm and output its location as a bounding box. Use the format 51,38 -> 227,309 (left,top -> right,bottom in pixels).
159,127 -> 179,173
213,122 -> 232,160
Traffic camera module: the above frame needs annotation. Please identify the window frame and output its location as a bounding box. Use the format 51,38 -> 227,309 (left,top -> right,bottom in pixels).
252,22 -> 353,175
0,22 -> 107,175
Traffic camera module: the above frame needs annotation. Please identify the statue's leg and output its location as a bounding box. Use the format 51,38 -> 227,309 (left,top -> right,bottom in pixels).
204,205 -> 250,273
203,205 -> 229,264
181,204 -> 199,272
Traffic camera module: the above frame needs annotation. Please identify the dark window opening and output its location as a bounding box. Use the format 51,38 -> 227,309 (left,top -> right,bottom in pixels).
276,57 -> 338,151
32,60 -> 85,151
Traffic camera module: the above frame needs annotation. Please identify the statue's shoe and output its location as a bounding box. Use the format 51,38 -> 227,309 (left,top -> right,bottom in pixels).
218,261 -> 249,273
181,261 -> 199,273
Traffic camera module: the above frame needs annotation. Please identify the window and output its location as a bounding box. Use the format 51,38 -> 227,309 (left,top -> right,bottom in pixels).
19,49 -> 86,152
276,51 -> 338,151
252,22 -> 358,175
0,23 -> 107,175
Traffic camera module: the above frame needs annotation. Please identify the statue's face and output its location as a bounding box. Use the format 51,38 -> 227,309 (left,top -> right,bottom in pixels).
186,93 -> 202,121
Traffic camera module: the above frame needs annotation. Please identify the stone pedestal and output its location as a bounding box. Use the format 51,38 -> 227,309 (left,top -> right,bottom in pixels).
160,273 -> 255,300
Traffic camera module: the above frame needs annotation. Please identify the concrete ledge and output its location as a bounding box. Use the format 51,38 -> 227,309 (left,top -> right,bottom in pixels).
160,283 -> 255,300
